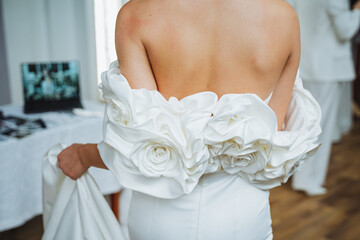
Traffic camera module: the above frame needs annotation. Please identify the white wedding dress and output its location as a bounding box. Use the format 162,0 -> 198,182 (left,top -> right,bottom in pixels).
42,61 -> 321,240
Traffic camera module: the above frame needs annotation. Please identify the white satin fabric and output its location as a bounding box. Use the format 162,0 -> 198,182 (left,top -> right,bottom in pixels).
98,61 -> 321,199
128,172 -> 273,240
95,61 -> 321,239
42,143 -> 126,240
292,81 -> 341,193
42,61 -> 321,240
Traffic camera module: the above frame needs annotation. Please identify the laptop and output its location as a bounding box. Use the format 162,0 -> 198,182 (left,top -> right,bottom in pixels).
21,61 -> 83,113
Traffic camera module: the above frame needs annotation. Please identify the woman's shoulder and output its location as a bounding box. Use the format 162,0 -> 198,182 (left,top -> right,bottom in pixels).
264,0 -> 299,34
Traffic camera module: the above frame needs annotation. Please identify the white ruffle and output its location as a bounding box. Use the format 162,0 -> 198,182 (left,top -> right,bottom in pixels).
42,143 -> 126,240
97,61 -> 321,198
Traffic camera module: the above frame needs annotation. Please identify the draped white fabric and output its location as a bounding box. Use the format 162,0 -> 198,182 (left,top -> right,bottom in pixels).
292,81 -> 342,193
97,61 -> 322,199
42,143 -> 126,240
0,101 -> 121,232
42,63 -> 321,239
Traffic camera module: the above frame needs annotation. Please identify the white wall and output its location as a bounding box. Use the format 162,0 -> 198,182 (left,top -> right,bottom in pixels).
0,0 -> 10,105
93,0 -> 128,84
1,0 -> 98,104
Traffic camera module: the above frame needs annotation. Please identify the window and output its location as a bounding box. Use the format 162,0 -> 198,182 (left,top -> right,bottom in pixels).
93,0 -> 128,85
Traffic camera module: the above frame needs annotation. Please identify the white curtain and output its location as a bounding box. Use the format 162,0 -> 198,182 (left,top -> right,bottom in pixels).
94,0 -> 128,85
1,0 -> 98,103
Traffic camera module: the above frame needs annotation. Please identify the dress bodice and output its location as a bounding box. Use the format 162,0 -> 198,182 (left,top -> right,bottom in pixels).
97,61 -> 322,199
264,91 -> 273,104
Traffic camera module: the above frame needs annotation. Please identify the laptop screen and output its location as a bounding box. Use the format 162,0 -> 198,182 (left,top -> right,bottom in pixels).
21,61 -> 82,113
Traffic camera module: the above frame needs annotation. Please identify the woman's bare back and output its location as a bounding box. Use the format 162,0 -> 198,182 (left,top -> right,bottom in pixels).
115,0 -> 300,129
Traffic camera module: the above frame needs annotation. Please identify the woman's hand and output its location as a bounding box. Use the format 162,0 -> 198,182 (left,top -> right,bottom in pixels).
57,143 -> 90,180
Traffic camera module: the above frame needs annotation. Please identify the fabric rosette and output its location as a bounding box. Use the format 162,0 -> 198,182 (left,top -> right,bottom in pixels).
204,94 -> 277,175
237,74 -> 322,190
98,61 -> 322,196
130,137 -> 182,178
98,61 -> 211,198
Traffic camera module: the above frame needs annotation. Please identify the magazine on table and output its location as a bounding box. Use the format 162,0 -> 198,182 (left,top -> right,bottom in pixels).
0,111 -> 46,140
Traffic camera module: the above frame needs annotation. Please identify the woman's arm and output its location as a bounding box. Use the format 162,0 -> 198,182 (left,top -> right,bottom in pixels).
78,144 -> 108,169
327,0 -> 360,41
115,1 -> 157,90
59,3 -> 157,180
268,5 -> 300,131
57,143 -> 107,180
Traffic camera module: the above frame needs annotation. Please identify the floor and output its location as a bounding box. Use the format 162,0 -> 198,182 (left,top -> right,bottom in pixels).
270,118 -> 360,240
1,119 -> 359,240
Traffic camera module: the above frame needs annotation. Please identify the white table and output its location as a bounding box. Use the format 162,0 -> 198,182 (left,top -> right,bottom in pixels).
0,100 -> 122,231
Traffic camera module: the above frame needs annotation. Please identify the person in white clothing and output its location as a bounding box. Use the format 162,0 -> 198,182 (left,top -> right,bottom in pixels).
287,0 -> 360,195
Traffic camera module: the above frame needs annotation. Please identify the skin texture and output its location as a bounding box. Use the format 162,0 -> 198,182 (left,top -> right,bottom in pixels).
58,143 -> 106,180
59,0 -> 300,179
354,0 -> 360,9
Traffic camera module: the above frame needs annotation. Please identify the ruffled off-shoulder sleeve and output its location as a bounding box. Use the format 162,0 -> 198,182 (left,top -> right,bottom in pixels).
97,61 -> 215,199
236,73 -> 322,190
98,62 -> 321,197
